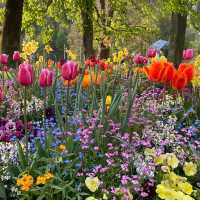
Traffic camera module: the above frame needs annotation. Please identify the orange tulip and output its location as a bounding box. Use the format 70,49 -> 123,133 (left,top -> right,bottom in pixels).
172,72 -> 188,90
148,61 -> 164,82
178,63 -> 194,82
159,62 -> 176,83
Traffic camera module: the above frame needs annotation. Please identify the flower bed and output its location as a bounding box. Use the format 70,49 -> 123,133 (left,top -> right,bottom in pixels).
0,46 -> 200,200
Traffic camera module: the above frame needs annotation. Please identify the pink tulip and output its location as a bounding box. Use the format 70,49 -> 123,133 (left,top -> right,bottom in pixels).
147,48 -> 157,58
18,63 -> 33,86
134,54 -> 148,65
183,49 -> 193,60
0,54 -> 8,65
61,61 -> 78,81
39,68 -> 54,87
13,51 -> 20,62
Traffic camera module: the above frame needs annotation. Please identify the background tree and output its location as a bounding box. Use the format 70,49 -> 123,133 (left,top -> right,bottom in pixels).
1,0 -> 24,56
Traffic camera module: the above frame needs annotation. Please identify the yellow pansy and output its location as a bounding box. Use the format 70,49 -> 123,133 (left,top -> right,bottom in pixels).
156,184 -> 169,199
178,182 -> 193,195
183,162 -> 197,176
85,197 -> 97,200
85,177 -> 100,192
166,153 -> 179,169
155,154 -> 167,165
144,148 -> 155,156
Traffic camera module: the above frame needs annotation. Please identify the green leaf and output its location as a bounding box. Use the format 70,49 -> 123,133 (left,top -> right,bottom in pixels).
17,142 -> 28,169
0,182 -> 6,200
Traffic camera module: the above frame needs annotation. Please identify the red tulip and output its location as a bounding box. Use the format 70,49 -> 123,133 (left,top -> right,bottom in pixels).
13,51 -> 20,62
147,48 -> 157,58
178,63 -> 194,82
0,54 -> 8,65
183,49 -> 193,60
39,68 -> 54,87
18,63 -> 33,86
61,61 -> 79,81
172,72 -> 188,90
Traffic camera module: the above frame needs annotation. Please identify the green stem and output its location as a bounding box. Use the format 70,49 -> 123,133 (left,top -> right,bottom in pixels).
44,88 -> 47,133
65,83 -> 70,131
24,86 -> 28,160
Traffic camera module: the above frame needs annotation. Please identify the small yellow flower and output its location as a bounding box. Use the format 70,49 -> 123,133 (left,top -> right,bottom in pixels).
16,174 -> 34,191
85,197 -> 97,200
178,182 -> 193,195
36,176 -> 47,185
58,144 -> 66,152
66,50 -> 77,60
103,193 -> 108,200
45,45 -> 53,54
85,177 -> 100,192
22,40 -> 39,58
105,95 -> 112,106
166,153 -> 179,169
183,162 -> 197,176
36,172 -> 54,185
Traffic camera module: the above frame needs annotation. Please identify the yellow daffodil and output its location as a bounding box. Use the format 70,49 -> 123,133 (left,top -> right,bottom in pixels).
85,177 -> 100,192
183,162 -> 197,176
22,40 -> 39,58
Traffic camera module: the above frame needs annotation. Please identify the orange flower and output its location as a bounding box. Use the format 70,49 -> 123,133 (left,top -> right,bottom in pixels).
148,61 -> 164,82
178,63 -> 194,82
82,74 -> 91,89
159,62 -> 176,83
63,79 -> 77,87
172,72 -> 188,90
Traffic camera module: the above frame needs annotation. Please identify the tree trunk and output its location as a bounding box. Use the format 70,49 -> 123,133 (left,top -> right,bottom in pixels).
81,0 -> 94,59
168,12 -> 187,67
99,0 -> 112,59
1,0 -> 24,56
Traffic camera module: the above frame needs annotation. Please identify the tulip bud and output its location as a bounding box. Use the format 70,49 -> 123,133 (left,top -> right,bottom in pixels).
17,63 -> 33,86
183,49 -> 193,60
134,54 -> 148,65
13,51 -> 20,62
147,48 -> 157,58
39,68 -> 54,88
61,61 -> 78,81
0,54 -> 8,65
